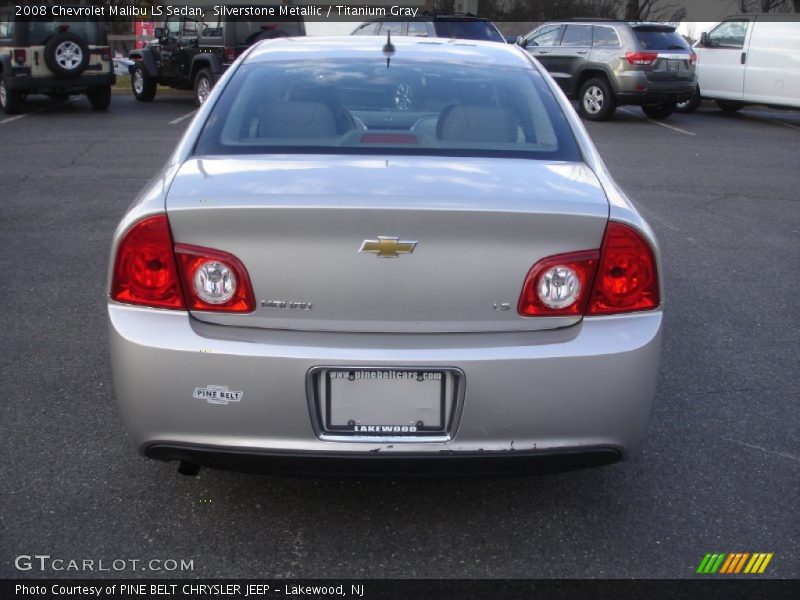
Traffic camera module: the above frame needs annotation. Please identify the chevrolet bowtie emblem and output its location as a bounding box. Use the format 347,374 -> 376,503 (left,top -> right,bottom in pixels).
359,236 -> 418,258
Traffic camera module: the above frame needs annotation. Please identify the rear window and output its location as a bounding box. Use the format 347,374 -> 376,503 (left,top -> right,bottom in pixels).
194,59 -> 580,162
235,18 -> 304,46
433,20 -> 504,43
26,20 -> 104,45
633,27 -> 689,50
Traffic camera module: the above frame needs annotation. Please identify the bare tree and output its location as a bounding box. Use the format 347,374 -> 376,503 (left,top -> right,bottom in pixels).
739,0 -> 799,11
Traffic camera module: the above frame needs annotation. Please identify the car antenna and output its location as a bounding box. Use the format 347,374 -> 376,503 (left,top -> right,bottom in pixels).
382,31 -> 395,68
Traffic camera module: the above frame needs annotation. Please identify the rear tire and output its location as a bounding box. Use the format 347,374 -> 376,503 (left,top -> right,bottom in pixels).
716,100 -> 744,112
578,78 -> 616,121
131,64 -> 157,102
193,68 -> 213,107
88,85 -> 111,110
641,102 -> 676,119
0,79 -> 23,115
675,88 -> 701,113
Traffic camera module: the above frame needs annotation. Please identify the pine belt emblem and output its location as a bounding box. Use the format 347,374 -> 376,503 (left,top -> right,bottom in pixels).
359,236 -> 417,258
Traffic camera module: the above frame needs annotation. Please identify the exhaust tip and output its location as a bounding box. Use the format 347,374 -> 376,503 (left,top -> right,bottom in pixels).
178,461 -> 200,476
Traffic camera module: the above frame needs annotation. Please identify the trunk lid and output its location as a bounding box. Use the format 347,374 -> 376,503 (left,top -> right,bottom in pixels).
166,155 -> 609,333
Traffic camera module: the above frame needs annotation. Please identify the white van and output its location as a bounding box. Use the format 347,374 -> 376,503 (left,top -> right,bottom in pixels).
677,16 -> 799,113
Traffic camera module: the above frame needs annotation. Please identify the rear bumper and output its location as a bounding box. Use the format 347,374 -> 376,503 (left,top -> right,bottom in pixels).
145,443 -> 622,476
615,71 -> 696,104
109,304 -> 662,471
4,73 -> 116,93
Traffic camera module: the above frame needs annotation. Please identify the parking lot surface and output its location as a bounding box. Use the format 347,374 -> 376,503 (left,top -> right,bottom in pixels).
1,94 -> 797,578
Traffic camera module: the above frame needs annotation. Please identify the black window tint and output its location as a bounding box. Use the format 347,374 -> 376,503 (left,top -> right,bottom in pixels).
560,24 -> 592,47
27,20 -> 103,44
527,25 -> 564,47
706,20 -> 748,48
633,28 -> 690,50
202,17 -> 222,38
592,26 -> 620,47
434,20 -> 504,42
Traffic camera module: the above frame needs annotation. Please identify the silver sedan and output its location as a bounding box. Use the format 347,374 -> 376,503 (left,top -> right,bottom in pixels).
107,37 -> 662,476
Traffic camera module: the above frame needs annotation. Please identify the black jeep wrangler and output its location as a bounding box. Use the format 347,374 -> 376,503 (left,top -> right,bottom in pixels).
129,12 -> 305,106
0,9 -> 115,114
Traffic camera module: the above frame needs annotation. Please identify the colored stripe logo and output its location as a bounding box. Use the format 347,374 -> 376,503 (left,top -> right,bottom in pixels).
696,552 -> 773,574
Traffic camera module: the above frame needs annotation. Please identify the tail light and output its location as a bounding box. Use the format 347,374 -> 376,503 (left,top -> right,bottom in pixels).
224,47 -> 236,62
625,51 -> 658,65
100,48 -> 111,61
111,215 -> 255,313
689,52 -> 697,65
175,245 -> 255,313
518,251 -> 599,316
518,222 -> 659,317
13,49 -> 27,64
111,215 -> 185,309
587,222 -> 660,314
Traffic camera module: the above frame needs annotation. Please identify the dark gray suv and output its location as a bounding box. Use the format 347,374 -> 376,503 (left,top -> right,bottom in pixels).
518,20 -> 697,121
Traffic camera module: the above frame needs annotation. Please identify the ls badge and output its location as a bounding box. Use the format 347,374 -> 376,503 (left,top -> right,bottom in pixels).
193,385 -> 243,405
359,236 -> 417,258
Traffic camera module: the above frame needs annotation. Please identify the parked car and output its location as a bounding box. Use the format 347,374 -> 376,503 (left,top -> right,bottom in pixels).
518,20 -> 696,121
107,37 -> 663,476
0,7 -> 115,114
129,11 -> 305,106
351,15 -> 505,43
676,16 -> 800,114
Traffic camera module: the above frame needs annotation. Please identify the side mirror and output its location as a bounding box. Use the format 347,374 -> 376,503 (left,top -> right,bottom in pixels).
699,31 -> 709,46
516,35 -> 525,47
154,27 -> 165,39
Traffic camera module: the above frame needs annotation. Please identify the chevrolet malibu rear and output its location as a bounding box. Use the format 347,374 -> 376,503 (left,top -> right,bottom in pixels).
107,37 -> 663,475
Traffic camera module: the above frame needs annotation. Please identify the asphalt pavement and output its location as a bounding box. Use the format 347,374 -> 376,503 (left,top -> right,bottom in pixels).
1,93 -> 797,579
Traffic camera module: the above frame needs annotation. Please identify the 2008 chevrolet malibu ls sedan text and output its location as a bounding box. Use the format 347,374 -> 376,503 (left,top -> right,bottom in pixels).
108,36 -> 662,476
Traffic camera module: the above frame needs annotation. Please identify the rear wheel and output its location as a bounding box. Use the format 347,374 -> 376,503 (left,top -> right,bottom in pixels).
131,64 -> 157,102
0,79 -> 23,115
193,69 -> 213,107
88,85 -> 111,110
578,78 -> 616,121
675,88 -> 701,113
641,102 -> 676,119
716,100 -> 744,113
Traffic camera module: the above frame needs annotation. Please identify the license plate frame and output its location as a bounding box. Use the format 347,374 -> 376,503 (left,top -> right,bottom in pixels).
667,59 -> 681,71
306,366 -> 465,440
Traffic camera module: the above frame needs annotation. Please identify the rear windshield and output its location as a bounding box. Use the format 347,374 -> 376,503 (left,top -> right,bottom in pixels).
433,20 -> 504,43
26,20 -> 104,45
235,19 -> 304,46
633,27 -> 690,50
194,59 -> 581,162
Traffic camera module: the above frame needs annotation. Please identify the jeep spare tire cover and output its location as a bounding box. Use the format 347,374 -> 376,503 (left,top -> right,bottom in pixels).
44,33 -> 90,78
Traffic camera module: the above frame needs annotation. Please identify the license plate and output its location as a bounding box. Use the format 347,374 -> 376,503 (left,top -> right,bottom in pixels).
667,59 -> 680,71
314,368 -> 458,436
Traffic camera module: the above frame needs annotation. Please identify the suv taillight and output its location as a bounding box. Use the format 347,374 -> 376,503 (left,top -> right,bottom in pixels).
13,49 -> 26,64
625,51 -> 658,65
689,52 -> 697,65
518,222 -> 660,317
224,47 -> 236,62
100,48 -> 111,61
111,215 -> 255,313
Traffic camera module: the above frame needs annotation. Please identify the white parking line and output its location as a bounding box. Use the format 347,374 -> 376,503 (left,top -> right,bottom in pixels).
169,110 -> 196,125
0,98 -> 80,125
620,107 -> 697,136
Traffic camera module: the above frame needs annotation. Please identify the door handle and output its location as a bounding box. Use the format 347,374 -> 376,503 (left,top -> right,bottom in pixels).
577,50 -> 589,55
538,50 -> 549,54
741,52 -> 746,64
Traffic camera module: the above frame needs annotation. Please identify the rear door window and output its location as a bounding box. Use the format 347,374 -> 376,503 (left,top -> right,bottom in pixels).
407,21 -> 428,37
235,18 -> 304,45
592,26 -> 620,47
352,22 -> 379,36
376,22 -> 406,35
434,20 -> 504,42
633,27 -> 690,50
560,24 -> 592,47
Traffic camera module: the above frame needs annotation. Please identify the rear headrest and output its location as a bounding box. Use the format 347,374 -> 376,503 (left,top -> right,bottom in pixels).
258,101 -> 338,138
437,105 -> 518,144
